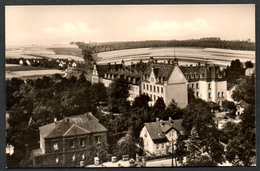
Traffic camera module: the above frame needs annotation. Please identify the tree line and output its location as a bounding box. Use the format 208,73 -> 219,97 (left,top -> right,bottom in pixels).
71,39 -> 255,56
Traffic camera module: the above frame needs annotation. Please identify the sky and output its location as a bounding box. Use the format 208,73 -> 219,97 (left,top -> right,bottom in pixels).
5,5 -> 255,46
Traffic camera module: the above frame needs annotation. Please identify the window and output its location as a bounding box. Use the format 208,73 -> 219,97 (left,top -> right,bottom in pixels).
209,93 -> 211,98
146,85 -> 148,90
156,144 -> 159,149
53,142 -> 59,150
218,92 -> 220,97
69,139 -> 75,148
161,144 -> 164,149
157,87 -> 159,93
55,157 -> 59,163
72,154 -> 76,161
208,83 -> 211,90
161,87 -> 163,93
82,153 -> 85,160
151,77 -> 154,82
196,92 -> 199,97
191,84 -> 194,89
150,85 -> 152,91
154,86 -> 156,92
196,83 -> 199,89
79,138 -> 85,147
154,95 -> 156,101
222,92 -> 224,97
143,84 -> 145,90
95,135 -> 101,144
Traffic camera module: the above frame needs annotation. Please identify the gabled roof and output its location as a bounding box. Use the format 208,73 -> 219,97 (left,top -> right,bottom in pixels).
144,119 -> 184,144
39,113 -> 107,139
144,122 -> 168,144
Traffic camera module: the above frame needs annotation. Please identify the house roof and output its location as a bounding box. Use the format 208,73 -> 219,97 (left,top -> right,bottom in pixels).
237,100 -> 250,109
39,113 -> 107,139
144,119 -> 184,144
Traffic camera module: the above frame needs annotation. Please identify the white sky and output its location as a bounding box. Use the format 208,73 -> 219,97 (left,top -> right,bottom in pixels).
5,5 -> 255,46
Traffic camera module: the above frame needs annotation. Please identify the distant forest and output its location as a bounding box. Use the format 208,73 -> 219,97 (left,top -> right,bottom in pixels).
71,38 -> 255,56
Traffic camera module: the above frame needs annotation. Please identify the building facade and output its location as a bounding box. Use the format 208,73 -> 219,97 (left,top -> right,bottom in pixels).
92,57 -> 227,107
180,63 -> 227,105
31,113 -> 108,167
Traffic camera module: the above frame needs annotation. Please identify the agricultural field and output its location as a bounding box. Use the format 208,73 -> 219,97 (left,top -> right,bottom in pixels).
96,47 -> 255,67
6,64 -> 64,80
6,45 -> 84,61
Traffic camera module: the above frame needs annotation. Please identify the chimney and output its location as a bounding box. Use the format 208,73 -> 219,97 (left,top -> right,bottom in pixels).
156,118 -> 159,122
169,117 -> 172,121
64,118 -> 69,122
54,118 -> 57,123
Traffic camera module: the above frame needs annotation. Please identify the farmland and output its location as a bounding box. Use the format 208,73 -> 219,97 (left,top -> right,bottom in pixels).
6,45 -> 84,61
95,47 -> 255,67
6,64 -> 64,79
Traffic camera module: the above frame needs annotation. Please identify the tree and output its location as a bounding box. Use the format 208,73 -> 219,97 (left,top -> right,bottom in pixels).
90,83 -> 108,105
226,59 -> 245,83
232,76 -> 255,104
164,99 -> 183,120
185,128 -> 216,166
245,61 -> 254,68
151,97 -> 165,121
132,94 -> 150,111
107,78 -> 130,113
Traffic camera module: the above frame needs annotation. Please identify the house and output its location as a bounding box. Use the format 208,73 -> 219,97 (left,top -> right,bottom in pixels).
236,100 -> 249,116
31,113 -> 108,167
140,117 -> 185,156
245,67 -> 255,77
180,63 -> 227,105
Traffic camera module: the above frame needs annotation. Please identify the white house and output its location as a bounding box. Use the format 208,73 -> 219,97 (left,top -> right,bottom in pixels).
236,100 -> 249,116
140,118 -> 184,156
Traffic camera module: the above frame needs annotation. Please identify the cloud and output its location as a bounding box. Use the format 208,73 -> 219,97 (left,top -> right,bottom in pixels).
138,18 -> 213,39
42,22 -> 100,35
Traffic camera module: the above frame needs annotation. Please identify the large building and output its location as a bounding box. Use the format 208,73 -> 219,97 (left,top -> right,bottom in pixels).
180,63 -> 227,105
92,57 -> 227,107
139,118 -> 185,156
31,113 -> 108,167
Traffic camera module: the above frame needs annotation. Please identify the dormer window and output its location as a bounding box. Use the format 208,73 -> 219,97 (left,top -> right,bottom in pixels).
151,77 -> 154,82
53,142 -> 59,151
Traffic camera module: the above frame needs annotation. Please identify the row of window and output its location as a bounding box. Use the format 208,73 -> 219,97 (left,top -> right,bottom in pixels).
190,83 -> 199,89
143,84 -> 164,94
208,92 -> 224,99
156,143 -> 165,150
52,135 -> 101,151
55,153 -> 86,163
144,93 -> 162,102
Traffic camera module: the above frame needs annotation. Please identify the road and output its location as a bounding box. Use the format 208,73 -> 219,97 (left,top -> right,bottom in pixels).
146,158 -> 179,167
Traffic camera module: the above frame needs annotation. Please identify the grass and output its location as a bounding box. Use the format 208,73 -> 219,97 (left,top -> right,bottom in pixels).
6,65 -> 51,72
48,47 -> 82,57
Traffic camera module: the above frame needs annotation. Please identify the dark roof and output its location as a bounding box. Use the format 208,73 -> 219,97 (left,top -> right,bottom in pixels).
144,122 -> 168,144
144,119 -> 184,144
237,100 -> 250,108
39,113 -> 107,139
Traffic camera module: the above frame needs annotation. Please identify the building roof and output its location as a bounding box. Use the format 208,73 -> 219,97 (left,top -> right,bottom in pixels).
237,100 -> 250,109
39,113 -> 108,139
31,148 -> 44,157
144,119 -> 184,144
227,83 -> 238,91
